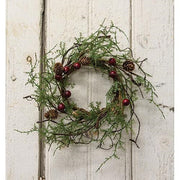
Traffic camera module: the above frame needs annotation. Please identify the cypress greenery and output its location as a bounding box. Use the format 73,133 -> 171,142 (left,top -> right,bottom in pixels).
18,21 -> 164,171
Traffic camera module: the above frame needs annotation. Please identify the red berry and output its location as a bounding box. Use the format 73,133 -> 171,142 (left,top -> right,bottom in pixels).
73,62 -> 81,69
58,103 -> 65,111
109,70 -> 117,78
63,66 -> 70,73
64,90 -> 71,98
122,99 -> 130,106
55,74 -> 62,81
109,58 -> 116,66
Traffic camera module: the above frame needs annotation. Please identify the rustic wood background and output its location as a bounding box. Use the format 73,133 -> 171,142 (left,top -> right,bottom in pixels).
6,0 -> 174,179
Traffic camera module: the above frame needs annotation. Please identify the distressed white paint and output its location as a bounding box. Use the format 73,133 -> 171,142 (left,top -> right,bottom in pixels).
45,0 -> 132,179
131,0 -> 174,180
6,0 -> 41,179
6,0 -> 174,179
47,0 -> 130,180
45,1 -> 90,180
87,1 -> 131,179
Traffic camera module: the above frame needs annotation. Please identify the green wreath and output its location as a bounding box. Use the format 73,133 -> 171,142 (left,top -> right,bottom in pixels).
21,22 -> 163,171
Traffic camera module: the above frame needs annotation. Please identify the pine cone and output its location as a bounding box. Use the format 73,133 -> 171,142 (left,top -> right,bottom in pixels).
123,60 -> 135,72
44,109 -> 58,119
79,56 -> 90,65
54,62 -> 63,75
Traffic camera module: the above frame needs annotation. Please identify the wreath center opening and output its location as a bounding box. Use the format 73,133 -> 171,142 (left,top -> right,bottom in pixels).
69,67 -> 112,110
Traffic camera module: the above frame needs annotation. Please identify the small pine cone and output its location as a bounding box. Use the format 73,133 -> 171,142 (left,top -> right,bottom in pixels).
54,62 -> 63,75
44,112 -> 50,119
44,109 -> 58,119
79,57 -> 90,65
123,60 -> 135,72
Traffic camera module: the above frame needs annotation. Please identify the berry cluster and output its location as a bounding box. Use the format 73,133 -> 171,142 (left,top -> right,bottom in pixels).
54,58 -> 133,112
54,62 -> 82,111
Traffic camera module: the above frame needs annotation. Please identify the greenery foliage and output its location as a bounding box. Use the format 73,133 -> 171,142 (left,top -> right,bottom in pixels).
19,21 -> 164,171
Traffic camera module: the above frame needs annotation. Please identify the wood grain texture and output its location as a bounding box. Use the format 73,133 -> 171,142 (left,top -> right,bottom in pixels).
45,0 -> 131,179
87,1 -> 131,179
45,1 -> 90,180
6,0 -> 41,179
131,0 -> 174,179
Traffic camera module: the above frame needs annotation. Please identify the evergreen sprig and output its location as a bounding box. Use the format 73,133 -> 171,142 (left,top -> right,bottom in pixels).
20,21 -> 164,171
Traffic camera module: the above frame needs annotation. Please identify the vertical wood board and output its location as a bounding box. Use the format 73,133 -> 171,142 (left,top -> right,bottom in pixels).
87,0 -> 131,179
45,0 -> 132,179
6,0 -> 42,179
131,0 -> 174,179
45,0 -> 90,179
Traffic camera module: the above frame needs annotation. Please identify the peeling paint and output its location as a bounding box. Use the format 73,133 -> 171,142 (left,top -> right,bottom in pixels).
11,75 -> 17,81
26,56 -> 32,63
155,82 -> 165,87
81,15 -> 86,19
137,34 -> 149,49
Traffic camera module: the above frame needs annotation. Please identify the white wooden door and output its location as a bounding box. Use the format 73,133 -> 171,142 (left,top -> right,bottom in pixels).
6,0 -> 174,179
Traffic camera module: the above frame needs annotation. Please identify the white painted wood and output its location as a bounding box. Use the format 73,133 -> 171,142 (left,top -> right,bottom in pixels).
131,0 -> 174,180
45,0 -> 131,179
88,1 -> 131,179
6,0 -> 41,179
45,1 -> 90,180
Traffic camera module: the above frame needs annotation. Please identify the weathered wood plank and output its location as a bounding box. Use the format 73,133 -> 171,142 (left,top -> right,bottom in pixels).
6,0 -> 42,179
45,0 -> 131,179
88,0 -> 131,179
45,1 -> 90,179
131,0 -> 174,179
